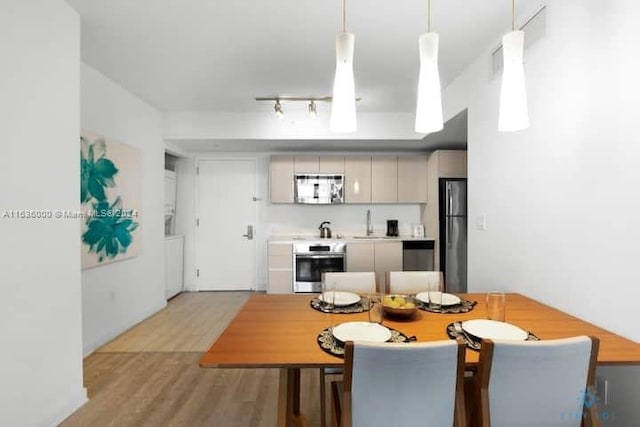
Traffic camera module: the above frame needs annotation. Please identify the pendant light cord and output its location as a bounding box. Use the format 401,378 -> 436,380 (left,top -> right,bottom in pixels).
342,0 -> 346,32
512,0 -> 515,31
428,0 -> 431,32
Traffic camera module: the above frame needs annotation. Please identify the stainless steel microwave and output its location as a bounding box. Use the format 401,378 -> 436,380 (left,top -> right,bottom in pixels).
294,174 -> 344,204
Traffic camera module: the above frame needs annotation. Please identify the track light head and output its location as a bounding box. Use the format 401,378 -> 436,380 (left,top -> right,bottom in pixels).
274,100 -> 284,118
308,100 -> 318,118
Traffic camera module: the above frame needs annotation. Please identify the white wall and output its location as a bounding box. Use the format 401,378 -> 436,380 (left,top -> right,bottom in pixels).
175,153 -> 422,291
164,111 -> 420,140
81,64 -> 166,354
443,0 -> 640,342
0,1 -> 87,425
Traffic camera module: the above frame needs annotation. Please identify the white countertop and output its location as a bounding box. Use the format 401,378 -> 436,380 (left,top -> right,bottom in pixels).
269,235 -> 435,243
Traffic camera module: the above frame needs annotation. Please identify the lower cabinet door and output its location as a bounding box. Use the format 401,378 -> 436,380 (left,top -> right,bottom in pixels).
268,270 -> 293,294
374,242 -> 403,293
346,242 -> 375,272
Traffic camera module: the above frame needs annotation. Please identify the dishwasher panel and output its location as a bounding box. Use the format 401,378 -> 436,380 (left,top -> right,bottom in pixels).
402,240 -> 435,271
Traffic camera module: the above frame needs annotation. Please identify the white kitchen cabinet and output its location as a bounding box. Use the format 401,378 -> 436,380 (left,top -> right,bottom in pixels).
269,154 -> 428,204
319,155 -> 345,174
270,155 -> 294,203
437,150 -> 467,178
346,241 -> 402,292
374,241 -> 403,293
397,155 -> 428,203
294,155 -> 319,173
165,235 -> 184,299
293,155 -> 345,174
344,156 -> 372,203
346,242 -> 375,272
268,242 -> 293,294
371,155 -> 398,203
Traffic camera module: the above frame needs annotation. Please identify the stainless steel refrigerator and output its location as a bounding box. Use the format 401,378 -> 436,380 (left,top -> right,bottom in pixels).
439,179 -> 467,293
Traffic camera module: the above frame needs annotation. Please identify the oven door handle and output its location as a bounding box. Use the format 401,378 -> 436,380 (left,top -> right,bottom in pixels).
296,253 -> 345,259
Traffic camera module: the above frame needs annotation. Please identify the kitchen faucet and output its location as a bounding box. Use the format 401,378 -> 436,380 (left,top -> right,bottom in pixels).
366,209 -> 373,236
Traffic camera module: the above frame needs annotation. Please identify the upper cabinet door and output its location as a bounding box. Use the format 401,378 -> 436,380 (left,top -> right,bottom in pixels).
294,155 -> 319,173
270,155 -> 294,203
397,155 -> 428,203
371,156 -> 398,203
319,155 -> 345,174
437,150 -> 467,178
345,156 -> 372,203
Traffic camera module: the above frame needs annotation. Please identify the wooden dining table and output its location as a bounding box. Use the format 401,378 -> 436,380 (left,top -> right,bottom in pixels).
200,293 -> 640,427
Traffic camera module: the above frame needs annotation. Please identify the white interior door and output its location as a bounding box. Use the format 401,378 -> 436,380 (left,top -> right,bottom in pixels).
197,159 -> 257,291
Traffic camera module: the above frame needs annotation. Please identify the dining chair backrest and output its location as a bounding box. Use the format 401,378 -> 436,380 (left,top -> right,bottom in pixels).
320,272 -> 376,427
323,272 -> 377,294
387,271 -> 443,295
341,339 -> 466,427
477,336 -> 600,427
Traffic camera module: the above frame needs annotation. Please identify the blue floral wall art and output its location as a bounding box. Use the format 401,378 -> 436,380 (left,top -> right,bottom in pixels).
81,131 -> 141,269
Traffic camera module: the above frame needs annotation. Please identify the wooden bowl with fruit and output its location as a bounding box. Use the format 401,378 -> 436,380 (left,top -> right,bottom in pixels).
381,294 -> 418,319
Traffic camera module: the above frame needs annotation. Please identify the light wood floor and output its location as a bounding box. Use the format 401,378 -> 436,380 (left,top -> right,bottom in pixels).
61,292 -> 324,427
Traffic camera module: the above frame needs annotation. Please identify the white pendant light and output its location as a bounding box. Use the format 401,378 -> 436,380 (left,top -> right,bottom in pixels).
498,0 -> 529,131
330,0 -> 357,132
415,0 -> 443,133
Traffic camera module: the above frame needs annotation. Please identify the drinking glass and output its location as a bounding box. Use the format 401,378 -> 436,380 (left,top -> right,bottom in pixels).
321,277 -> 337,331
365,294 -> 383,324
486,292 -> 506,321
428,290 -> 443,309
427,280 -> 443,310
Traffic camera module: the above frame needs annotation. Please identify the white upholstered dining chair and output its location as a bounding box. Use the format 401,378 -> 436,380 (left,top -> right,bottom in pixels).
323,271 -> 378,294
476,336 -> 600,427
319,271 -> 377,427
331,339 -> 467,427
387,270 -> 443,295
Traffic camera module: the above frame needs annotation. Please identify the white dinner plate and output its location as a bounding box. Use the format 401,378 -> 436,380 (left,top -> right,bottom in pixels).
461,319 -> 528,341
332,321 -> 392,343
318,291 -> 361,307
415,292 -> 461,306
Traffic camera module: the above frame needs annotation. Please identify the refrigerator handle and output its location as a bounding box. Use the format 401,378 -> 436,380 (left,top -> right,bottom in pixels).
447,187 -> 453,248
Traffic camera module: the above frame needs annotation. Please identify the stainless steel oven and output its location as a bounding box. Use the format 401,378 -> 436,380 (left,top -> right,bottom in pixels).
293,242 -> 346,293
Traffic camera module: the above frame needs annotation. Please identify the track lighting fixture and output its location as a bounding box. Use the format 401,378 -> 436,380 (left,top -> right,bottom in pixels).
274,100 -> 284,118
257,96 -> 360,120
308,101 -> 318,118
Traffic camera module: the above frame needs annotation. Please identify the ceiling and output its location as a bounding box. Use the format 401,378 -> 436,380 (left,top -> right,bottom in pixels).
171,108 -> 468,152
66,0 -> 541,150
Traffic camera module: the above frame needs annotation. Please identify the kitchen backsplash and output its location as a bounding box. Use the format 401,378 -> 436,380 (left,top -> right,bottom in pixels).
265,203 -> 422,237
